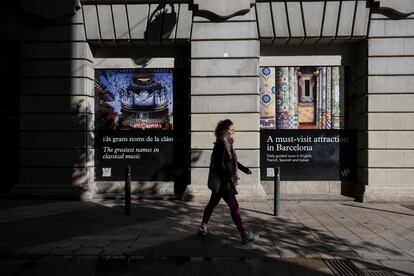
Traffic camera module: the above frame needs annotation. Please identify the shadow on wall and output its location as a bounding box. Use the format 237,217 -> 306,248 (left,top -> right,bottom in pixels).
176,150 -> 204,201
0,0 -> 90,198
7,0 -> 192,199
0,43 -> 20,193
71,98 -> 95,198
19,0 -> 81,19
145,4 -> 177,41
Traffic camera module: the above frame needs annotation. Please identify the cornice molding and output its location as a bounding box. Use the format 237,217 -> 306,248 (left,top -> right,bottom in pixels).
20,0 -> 81,19
368,0 -> 414,20
193,0 -> 255,21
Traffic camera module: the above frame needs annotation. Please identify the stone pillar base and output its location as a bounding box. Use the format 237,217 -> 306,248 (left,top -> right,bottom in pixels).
11,184 -> 83,199
362,186 -> 414,202
182,183 -> 267,203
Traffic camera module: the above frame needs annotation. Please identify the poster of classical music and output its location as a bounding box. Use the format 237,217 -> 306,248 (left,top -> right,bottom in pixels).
94,68 -> 174,181
95,68 -> 173,131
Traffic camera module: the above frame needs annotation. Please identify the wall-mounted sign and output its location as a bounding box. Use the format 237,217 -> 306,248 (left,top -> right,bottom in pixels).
95,68 -> 174,181
260,130 -> 356,181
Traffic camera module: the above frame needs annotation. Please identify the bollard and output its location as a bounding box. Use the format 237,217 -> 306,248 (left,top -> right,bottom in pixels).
125,165 -> 131,215
274,166 -> 280,217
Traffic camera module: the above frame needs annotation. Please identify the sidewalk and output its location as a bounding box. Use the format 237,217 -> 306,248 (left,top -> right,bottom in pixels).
0,198 -> 413,275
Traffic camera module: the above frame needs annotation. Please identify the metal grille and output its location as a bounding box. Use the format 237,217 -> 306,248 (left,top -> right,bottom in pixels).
363,270 -> 396,276
324,259 -> 362,276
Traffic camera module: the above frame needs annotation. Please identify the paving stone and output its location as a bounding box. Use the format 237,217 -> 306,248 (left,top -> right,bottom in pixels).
74,247 -> 105,256
332,250 -> 360,259
58,257 -> 96,275
20,244 -> 58,255
379,260 -> 414,276
18,257 -> 69,276
0,259 -> 32,276
153,247 -> 204,257
0,199 -> 414,275
277,244 -> 301,258
101,241 -> 132,256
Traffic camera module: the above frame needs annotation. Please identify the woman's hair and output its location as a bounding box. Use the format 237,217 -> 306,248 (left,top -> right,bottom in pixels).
215,119 -> 233,138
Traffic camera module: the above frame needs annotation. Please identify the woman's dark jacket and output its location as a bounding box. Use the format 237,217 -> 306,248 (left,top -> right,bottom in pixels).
207,138 -> 250,195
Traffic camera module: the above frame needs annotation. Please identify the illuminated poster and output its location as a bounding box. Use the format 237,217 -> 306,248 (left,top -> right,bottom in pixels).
95,69 -> 174,181
260,66 -> 345,130
260,66 -> 355,181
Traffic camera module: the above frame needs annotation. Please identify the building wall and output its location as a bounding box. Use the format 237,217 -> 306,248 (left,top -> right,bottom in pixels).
183,8 -> 267,201
15,3 -> 95,198
364,0 -> 414,201
0,1 -> 21,193
2,0 -> 413,202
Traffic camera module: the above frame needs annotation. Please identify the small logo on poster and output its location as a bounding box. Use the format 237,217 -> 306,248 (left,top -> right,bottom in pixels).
341,168 -> 350,178
266,168 -> 274,178
102,168 -> 112,177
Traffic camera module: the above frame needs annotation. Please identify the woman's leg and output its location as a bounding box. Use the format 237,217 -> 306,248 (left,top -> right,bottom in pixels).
201,192 -> 222,225
222,194 -> 246,233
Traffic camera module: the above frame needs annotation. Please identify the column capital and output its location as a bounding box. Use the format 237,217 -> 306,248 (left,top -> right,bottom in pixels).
20,0 -> 81,19
193,0 -> 255,21
368,0 -> 414,19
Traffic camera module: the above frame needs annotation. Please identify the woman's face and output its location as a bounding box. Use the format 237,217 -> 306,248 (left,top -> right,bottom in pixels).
225,124 -> 235,139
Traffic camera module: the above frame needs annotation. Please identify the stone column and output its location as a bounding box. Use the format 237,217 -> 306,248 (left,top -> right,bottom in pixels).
15,3 -> 95,198
364,0 -> 414,201
0,1 -> 21,193
183,0 -> 267,202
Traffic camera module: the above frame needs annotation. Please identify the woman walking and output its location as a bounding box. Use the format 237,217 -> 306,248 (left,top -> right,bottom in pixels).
197,119 -> 259,244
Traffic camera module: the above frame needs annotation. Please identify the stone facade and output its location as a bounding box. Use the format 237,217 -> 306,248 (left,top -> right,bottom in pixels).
363,0 -> 414,201
1,0 -> 413,202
